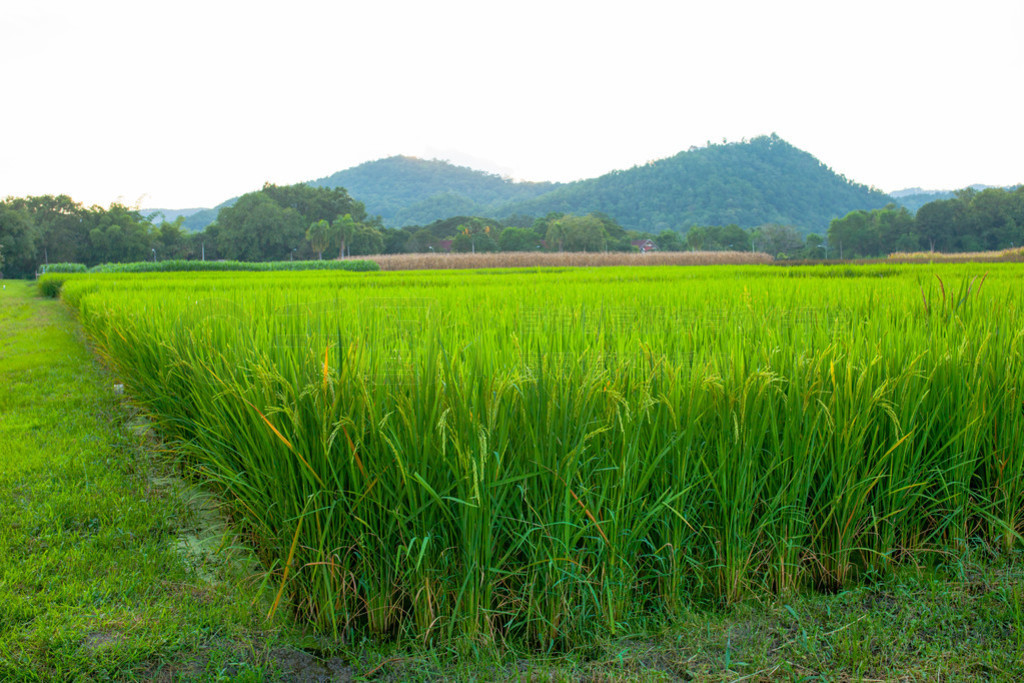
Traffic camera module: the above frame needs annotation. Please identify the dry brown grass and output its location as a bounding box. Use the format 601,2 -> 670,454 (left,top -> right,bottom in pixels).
887,247 -> 1024,263
360,250 -> 773,271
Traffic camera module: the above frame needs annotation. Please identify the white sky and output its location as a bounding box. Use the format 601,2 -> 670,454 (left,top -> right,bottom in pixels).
2,0 -> 1022,208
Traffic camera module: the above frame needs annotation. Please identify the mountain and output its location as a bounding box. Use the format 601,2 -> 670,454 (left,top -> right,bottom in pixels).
492,135 -> 891,234
891,185 -> 1007,214
308,156 -> 561,226
157,136 -> 894,234
143,207 -> 207,223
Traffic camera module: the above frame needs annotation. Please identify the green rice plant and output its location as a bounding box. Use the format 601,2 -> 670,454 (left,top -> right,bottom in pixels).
86,258 -> 380,273
53,263 -> 1024,648
37,262 -> 88,275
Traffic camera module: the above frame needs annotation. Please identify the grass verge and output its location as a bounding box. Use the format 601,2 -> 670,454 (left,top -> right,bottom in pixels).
0,281 -> 333,681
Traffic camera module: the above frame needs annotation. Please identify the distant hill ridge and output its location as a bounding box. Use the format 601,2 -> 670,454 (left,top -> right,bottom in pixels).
164,136 -> 901,234
309,155 -> 561,227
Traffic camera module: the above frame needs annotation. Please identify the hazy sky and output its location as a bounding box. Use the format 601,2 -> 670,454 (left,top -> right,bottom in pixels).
3,0 -> 1022,208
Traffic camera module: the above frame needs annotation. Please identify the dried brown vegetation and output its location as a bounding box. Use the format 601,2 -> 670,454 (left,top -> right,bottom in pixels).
887,247 -> 1024,263
361,250 -> 773,271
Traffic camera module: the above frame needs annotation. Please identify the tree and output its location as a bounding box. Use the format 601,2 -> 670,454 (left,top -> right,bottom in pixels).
0,204 -> 39,277
156,217 -> 189,260
499,226 -> 539,251
260,183 -> 367,225
752,223 -> 804,258
545,220 -> 566,252
348,225 -> 385,255
715,224 -> 752,251
451,222 -> 497,253
9,195 -> 87,265
544,214 -> 609,252
382,228 -> 410,254
915,199 -> 956,252
215,193 -> 306,261
306,219 -> 335,259
827,210 -> 874,258
656,229 -> 685,252
333,214 -> 359,258
406,228 -> 439,253
802,233 -> 825,259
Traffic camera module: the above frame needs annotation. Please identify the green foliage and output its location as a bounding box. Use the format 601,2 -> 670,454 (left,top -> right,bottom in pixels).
685,223 -> 752,251
0,282 -> 302,680
300,138 -> 895,234
58,263 -> 1024,650
829,189 -> 1024,256
501,135 -> 892,234
406,228 -> 440,253
752,223 -> 804,258
84,259 -> 379,273
0,195 -> 225,276
348,224 -> 385,256
656,229 -> 685,251
333,213 -> 360,259
215,193 -> 307,261
309,156 -> 559,227
306,219 -> 335,259
0,203 -> 40,277
498,226 -> 540,251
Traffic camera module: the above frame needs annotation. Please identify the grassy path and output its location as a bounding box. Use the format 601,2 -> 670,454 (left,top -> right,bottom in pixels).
0,282 -> 337,681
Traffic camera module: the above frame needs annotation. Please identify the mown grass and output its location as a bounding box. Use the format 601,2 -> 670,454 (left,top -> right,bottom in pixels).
0,281 -> 312,681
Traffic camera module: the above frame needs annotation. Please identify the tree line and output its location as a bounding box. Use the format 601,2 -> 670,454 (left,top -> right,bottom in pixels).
3,183 -> 1022,278
827,187 -> 1024,258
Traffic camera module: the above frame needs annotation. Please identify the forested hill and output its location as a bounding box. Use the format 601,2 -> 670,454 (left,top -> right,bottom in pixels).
313,137 -> 891,234
168,137 -> 893,234
309,156 -> 562,227
497,135 -> 891,234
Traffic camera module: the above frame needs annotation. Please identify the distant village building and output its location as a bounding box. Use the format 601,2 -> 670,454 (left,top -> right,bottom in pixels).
437,239 -> 454,253
631,239 -> 657,253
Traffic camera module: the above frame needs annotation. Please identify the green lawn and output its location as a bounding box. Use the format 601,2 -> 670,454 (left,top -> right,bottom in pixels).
0,281 -> 322,681
2,278 -> 1023,681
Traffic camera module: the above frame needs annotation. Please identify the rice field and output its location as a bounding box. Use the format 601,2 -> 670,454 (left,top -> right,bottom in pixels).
50,263 -> 1024,648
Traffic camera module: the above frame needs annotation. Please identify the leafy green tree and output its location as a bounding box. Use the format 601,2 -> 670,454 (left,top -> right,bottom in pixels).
560,215 -> 608,252
260,182 -> 367,225
684,226 -> 708,250
15,195 -> 87,265
333,214 -> 359,258
752,224 -> 804,258
532,212 -> 564,240
0,204 -> 39,277
499,226 -> 539,251
215,193 -> 306,261
656,229 -> 685,251
306,219 -> 335,259
827,210 -> 874,258
382,228 -> 410,254
451,222 -> 497,253
915,200 -> 956,252
348,225 -> 385,255
406,228 -> 439,253
802,233 -> 826,259
156,217 -> 190,260
545,220 -> 566,252
715,224 -> 752,251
